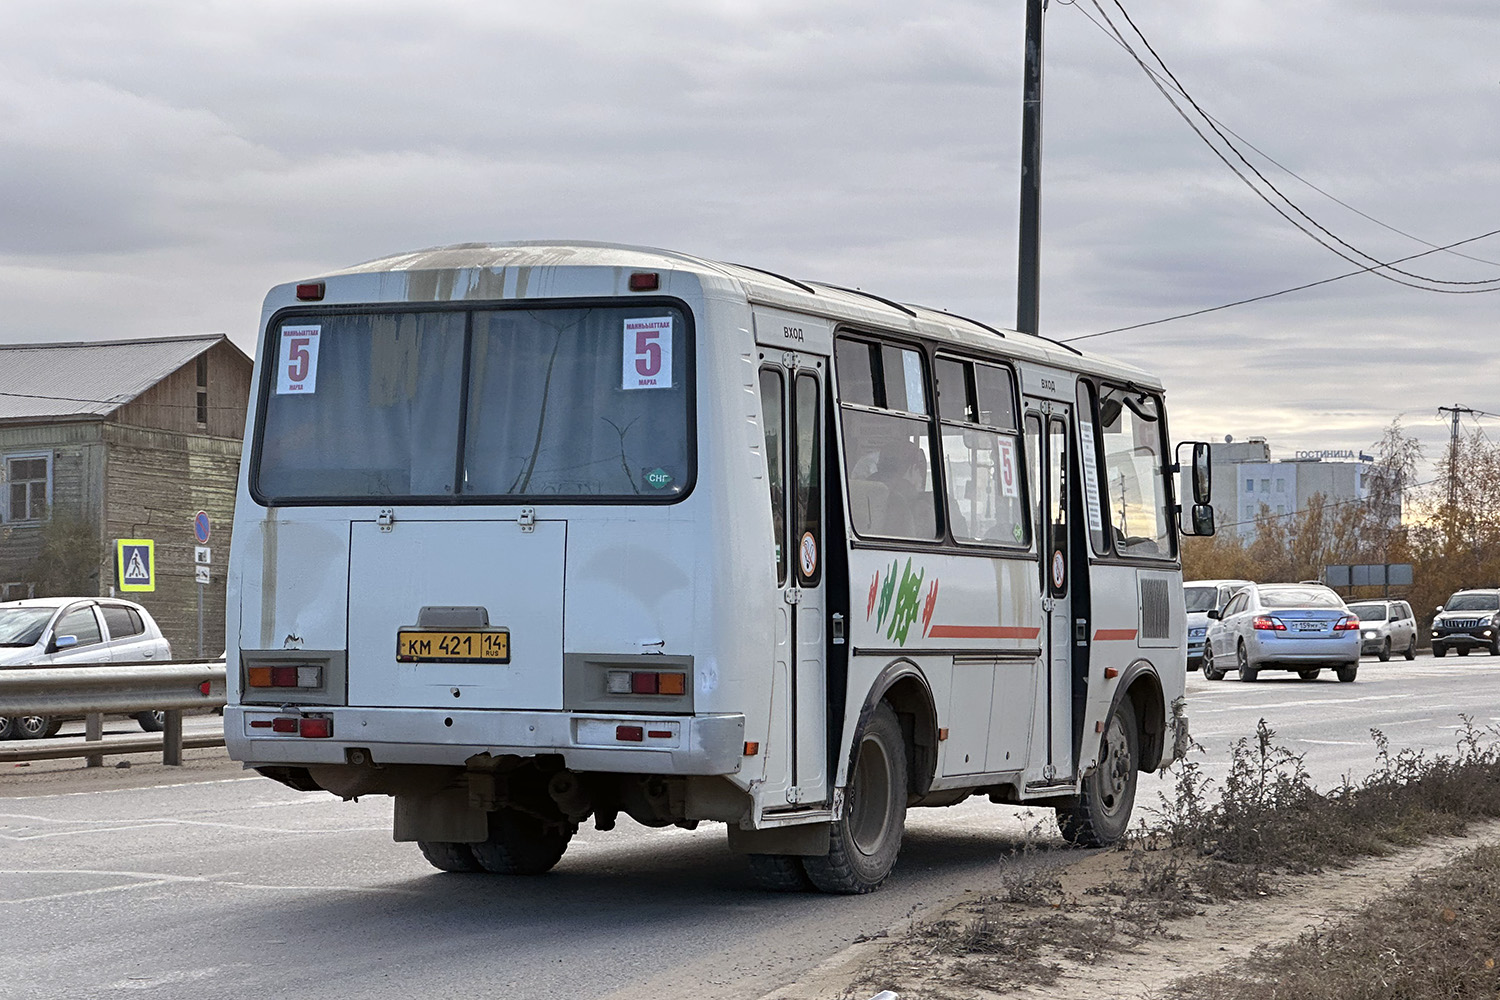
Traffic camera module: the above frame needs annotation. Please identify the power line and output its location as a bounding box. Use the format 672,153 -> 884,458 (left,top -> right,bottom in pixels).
1091,0 -> 1500,292
1062,226 -> 1500,342
1066,0 -> 1500,274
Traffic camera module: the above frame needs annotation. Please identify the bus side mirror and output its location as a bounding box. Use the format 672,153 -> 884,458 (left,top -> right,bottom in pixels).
1179,502 -> 1215,537
1174,440 -> 1212,505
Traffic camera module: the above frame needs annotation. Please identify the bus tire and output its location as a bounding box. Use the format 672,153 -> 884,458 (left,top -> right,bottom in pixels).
471,808 -> 572,875
417,840 -> 485,873
803,701 -> 907,895
1057,697 -> 1138,848
0,716 -> 15,741
746,854 -> 812,892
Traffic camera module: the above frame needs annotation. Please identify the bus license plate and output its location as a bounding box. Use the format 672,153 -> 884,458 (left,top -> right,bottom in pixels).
397,629 -> 511,664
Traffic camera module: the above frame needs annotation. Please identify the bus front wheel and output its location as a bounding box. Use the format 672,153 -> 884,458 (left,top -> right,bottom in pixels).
803,701 -> 908,895
1057,698 -> 1139,848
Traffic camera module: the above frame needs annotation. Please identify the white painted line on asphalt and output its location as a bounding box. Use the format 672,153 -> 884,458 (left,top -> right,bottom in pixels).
0,776 -> 263,802
0,811 -> 387,840
1192,692 -> 1441,714
0,868 -> 422,904
1295,739 -> 1365,746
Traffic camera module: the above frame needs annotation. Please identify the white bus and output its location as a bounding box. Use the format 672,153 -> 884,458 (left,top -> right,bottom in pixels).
225,242 -> 1214,894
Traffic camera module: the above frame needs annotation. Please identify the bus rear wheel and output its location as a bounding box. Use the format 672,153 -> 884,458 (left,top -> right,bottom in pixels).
417,840 -> 485,873
1058,697 -> 1139,848
746,853 -> 813,892
471,808 -> 573,875
802,701 -> 908,895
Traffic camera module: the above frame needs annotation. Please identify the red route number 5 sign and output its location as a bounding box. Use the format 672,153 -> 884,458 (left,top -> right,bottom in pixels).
622,317 -> 673,390
277,325 -> 322,394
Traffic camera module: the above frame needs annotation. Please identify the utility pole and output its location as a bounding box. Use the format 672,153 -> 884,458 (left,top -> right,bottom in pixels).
1437,404 -> 1474,513
1016,0 -> 1046,336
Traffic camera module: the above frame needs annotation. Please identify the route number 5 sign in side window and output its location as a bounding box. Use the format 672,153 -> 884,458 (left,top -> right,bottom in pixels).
622,317 -> 673,390
277,325 -> 322,394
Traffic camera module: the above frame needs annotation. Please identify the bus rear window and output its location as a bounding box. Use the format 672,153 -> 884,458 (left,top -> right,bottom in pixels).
253,303 -> 693,503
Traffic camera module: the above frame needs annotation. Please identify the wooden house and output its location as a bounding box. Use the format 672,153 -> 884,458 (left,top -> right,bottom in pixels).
0,334 -> 252,658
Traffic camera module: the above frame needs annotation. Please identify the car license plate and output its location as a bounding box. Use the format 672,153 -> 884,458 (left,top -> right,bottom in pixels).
396,629 -> 510,663
1295,621 -> 1322,632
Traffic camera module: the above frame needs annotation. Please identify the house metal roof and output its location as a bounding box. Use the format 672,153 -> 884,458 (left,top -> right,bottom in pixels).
0,334 -> 236,423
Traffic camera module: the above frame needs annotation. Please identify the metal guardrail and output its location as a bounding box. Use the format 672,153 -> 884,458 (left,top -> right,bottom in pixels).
0,661 -> 227,767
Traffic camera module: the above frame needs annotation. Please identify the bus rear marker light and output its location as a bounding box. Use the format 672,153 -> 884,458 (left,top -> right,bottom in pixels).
628,271 -> 659,291
743,742 -> 759,756
295,282 -> 325,301
616,725 -> 644,742
299,717 -> 333,739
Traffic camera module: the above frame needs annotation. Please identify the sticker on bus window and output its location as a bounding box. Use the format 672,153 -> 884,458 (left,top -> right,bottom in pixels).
997,436 -> 1020,498
277,325 -> 322,395
1077,416 -> 1106,535
623,317 -> 673,390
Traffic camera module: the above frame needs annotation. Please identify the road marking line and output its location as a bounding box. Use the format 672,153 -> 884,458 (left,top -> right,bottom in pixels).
0,776 -> 263,802
0,868 -> 420,903
1295,739 -> 1365,746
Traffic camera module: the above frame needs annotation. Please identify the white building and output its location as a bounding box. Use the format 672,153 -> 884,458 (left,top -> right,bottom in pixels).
1210,438 -> 1382,540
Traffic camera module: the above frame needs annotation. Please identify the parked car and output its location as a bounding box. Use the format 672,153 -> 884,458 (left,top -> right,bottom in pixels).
1185,579 -> 1252,670
1430,588 -> 1500,658
1202,582 -> 1361,682
0,597 -> 172,739
1346,599 -> 1418,661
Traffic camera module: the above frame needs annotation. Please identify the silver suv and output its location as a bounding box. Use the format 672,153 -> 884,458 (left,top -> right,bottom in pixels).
1345,599 -> 1417,661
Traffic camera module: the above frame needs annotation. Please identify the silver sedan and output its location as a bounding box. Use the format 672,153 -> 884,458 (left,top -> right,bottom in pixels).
1202,583 -> 1361,682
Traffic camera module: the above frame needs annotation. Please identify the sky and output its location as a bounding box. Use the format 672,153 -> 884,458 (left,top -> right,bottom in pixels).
2,0 -> 1497,488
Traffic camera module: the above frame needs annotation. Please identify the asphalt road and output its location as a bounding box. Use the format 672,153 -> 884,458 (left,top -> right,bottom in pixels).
2,650 -> 1496,1000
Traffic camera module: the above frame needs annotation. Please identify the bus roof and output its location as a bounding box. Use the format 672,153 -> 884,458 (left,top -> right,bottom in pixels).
311,241 -> 1160,389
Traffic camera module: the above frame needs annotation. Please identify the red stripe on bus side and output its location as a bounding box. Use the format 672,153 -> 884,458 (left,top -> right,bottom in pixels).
1093,629 -> 1138,641
926,625 -> 1042,640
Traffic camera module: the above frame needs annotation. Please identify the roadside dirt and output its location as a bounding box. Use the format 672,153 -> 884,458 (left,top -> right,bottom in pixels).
760,819 -> 1500,1000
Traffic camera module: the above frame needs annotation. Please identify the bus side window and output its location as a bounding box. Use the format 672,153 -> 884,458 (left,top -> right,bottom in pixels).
759,369 -> 788,585
794,372 -> 821,585
836,337 -> 937,540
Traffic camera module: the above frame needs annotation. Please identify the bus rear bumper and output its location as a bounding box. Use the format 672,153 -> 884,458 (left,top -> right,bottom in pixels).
225,706 -> 746,776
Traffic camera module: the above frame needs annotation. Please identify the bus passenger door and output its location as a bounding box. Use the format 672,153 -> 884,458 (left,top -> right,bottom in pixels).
758,361 -> 829,808
1024,407 -> 1076,785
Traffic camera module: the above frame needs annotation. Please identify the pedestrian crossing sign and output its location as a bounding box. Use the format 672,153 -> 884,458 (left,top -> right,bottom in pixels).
117,539 -> 155,593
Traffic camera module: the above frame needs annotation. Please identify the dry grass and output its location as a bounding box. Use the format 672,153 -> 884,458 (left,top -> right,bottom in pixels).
1159,845 -> 1500,1000
848,718 -> 1500,1000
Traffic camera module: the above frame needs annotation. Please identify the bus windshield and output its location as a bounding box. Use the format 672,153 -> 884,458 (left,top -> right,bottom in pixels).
253,304 -> 693,503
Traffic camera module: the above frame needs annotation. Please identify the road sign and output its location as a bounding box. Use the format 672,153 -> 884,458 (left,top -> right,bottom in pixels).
195,565 -> 211,585
117,539 -> 155,593
194,510 -> 211,545
194,546 -> 211,565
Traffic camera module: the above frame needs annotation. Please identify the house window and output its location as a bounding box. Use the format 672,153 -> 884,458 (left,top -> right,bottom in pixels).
196,353 -> 209,426
1245,478 -> 1253,491
3,453 -> 51,522
1276,478 -> 1286,492
1,582 -> 36,601
1260,478 -> 1270,492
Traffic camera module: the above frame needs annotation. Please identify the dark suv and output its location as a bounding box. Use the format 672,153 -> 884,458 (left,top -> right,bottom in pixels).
1430,589 -> 1500,657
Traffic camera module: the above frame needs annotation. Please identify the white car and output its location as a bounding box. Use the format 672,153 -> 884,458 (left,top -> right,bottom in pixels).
1184,579 -> 1251,670
1345,599 -> 1418,661
0,597 -> 172,739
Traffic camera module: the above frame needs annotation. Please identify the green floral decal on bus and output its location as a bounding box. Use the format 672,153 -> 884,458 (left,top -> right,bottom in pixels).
867,558 -> 934,646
